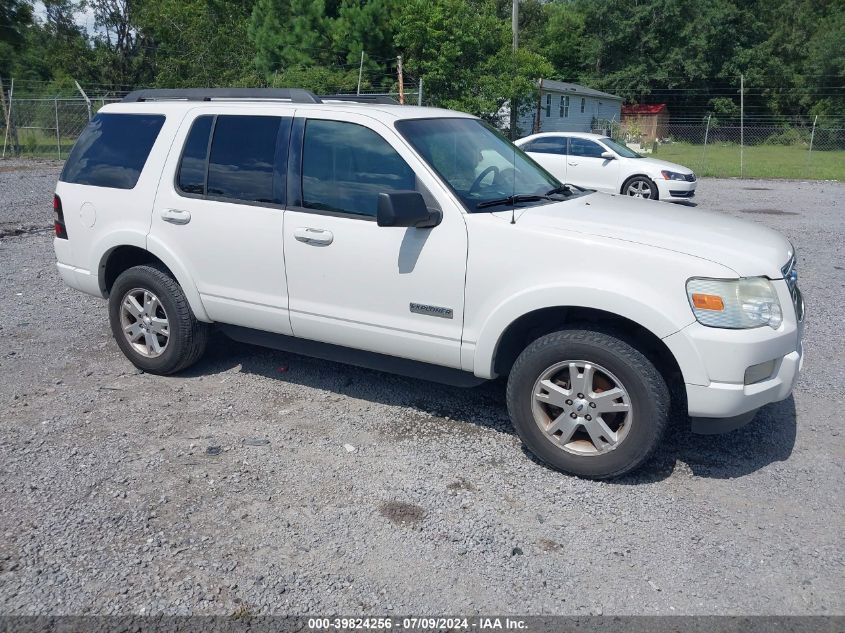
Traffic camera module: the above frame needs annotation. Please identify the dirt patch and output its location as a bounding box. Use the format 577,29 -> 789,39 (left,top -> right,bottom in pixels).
446,477 -> 477,492
537,538 -> 563,552
379,501 -> 426,526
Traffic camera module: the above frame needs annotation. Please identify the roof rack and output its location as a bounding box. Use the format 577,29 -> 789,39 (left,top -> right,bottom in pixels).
318,94 -> 400,105
122,88 -> 322,104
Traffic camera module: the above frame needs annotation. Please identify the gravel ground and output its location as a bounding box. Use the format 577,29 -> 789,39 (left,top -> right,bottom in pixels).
0,166 -> 843,616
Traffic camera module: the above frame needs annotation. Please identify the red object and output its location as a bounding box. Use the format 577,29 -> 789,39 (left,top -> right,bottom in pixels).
622,103 -> 667,115
53,194 -> 68,239
277,365 -> 289,373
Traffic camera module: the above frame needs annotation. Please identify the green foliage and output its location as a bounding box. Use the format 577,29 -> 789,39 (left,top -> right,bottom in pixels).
3,0 -> 842,129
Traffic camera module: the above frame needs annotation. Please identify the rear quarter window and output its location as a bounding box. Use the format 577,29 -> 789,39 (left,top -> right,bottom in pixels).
60,113 -> 165,189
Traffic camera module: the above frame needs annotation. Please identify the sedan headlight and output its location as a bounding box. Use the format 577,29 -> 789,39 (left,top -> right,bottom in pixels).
661,170 -> 690,180
686,277 -> 783,329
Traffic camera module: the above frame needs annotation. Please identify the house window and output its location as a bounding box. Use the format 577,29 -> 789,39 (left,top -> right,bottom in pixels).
559,95 -> 570,118
545,94 -> 551,117
581,97 -> 586,113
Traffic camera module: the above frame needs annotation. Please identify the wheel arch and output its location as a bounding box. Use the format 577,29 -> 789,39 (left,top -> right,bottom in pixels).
490,306 -> 683,390
620,173 -> 659,197
99,241 -> 210,322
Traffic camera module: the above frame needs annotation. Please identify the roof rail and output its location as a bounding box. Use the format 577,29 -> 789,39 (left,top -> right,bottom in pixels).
318,94 -> 400,105
122,88 -> 322,104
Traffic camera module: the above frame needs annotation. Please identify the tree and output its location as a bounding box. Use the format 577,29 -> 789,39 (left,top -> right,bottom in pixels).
250,0 -> 330,75
137,0 -> 260,87
85,0 -> 151,86
0,0 -> 34,77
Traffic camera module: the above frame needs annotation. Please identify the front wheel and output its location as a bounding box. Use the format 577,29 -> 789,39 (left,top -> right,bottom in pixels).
108,264 -> 209,375
622,176 -> 658,200
506,329 -> 669,479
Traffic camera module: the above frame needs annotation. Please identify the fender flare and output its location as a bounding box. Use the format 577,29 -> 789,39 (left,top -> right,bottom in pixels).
471,284 -> 694,379
144,234 -> 211,322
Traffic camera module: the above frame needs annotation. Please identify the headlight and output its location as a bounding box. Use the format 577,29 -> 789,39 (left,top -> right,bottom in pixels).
686,277 -> 783,329
661,170 -> 689,180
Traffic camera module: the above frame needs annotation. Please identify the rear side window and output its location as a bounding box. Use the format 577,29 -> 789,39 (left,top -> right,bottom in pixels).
523,138 -> 567,155
302,120 -> 415,217
177,115 -> 213,194
177,115 -> 287,205
61,113 -> 165,189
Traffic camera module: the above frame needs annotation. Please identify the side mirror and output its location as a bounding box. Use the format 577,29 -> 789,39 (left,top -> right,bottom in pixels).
377,191 -> 442,228
600,151 -> 616,160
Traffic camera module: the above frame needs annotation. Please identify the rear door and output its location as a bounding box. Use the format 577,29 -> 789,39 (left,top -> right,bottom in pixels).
521,136 -> 569,182
282,111 -> 468,368
149,107 -> 294,334
565,137 -> 619,192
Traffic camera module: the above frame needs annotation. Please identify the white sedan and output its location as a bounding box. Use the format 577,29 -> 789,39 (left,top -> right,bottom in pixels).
515,132 -> 697,202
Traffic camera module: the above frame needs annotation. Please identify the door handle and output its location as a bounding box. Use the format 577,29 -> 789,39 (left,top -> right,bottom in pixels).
294,227 -> 333,246
568,162 -> 578,166
161,208 -> 191,225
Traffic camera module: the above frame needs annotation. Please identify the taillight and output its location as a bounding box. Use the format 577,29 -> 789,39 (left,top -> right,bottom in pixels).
53,194 -> 68,239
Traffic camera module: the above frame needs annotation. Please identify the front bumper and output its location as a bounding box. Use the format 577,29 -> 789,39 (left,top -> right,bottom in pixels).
662,278 -> 804,432
656,178 -> 696,201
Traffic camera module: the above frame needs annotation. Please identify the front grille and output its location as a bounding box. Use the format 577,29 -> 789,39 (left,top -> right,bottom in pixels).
669,190 -> 695,197
782,254 -> 804,322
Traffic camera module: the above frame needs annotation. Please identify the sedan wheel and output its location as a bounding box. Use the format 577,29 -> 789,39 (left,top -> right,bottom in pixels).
625,177 -> 655,199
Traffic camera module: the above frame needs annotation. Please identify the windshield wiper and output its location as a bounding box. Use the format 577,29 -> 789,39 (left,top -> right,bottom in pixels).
476,194 -> 545,210
546,185 -> 573,196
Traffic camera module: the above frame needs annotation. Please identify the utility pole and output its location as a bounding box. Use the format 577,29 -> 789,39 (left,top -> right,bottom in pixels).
509,0 -> 519,138
418,77 -> 423,106
356,51 -> 364,96
397,55 -> 405,105
740,73 -> 744,178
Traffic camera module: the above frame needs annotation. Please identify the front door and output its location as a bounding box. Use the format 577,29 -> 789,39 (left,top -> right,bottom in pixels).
565,137 -> 620,192
282,113 -> 468,368
150,108 -> 294,334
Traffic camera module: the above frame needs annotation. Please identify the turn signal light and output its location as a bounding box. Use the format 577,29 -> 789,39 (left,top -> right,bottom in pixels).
691,293 -> 724,311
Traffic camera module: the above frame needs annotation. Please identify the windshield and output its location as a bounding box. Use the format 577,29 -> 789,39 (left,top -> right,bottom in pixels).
600,137 -> 643,158
396,118 -> 563,212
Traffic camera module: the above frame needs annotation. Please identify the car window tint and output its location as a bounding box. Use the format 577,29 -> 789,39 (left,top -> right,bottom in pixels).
568,138 -> 606,158
523,137 -> 567,155
60,113 -> 165,189
177,115 -> 213,194
207,115 -> 282,204
302,120 -> 415,217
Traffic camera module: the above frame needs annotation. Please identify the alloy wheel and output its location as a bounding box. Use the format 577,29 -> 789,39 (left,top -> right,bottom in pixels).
626,179 -> 653,198
119,288 -> 170,358
531,360 -> 633,455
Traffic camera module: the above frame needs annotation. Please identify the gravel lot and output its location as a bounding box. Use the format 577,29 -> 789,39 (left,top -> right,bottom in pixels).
1,163 -> 843,616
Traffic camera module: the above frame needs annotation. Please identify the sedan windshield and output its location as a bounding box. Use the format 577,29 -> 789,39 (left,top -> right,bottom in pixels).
600,137 -> 643,158
396,118 -> 569,212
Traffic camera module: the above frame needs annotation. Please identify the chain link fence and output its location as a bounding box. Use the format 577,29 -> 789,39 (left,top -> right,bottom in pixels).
611,116 -> 845,180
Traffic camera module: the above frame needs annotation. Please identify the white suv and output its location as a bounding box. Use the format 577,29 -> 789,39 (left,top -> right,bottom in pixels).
53,88 -> 804,479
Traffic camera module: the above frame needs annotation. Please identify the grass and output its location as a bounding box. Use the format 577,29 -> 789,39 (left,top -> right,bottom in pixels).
651,141 -> 845,180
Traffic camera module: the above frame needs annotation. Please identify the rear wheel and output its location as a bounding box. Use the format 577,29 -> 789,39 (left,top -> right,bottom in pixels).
622,175 -> 658,200
506,329 -> 669,479
108,264 -> 209,375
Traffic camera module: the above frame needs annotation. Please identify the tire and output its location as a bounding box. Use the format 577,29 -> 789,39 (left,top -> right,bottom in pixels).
108,264 -> 209,375
622,175 -> 659,200
506,328 -> 669,479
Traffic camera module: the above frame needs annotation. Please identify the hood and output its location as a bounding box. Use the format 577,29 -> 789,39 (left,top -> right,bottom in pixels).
515,193 -> 793,278
633,156 -> 694,175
